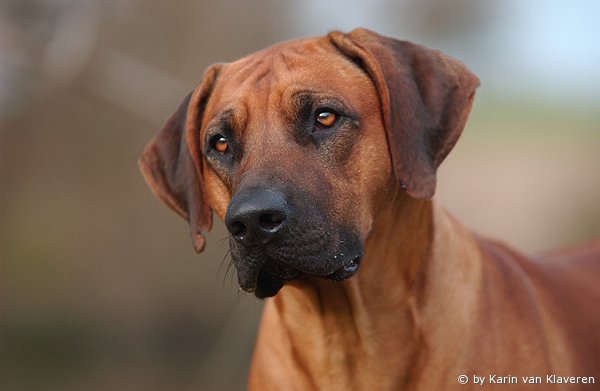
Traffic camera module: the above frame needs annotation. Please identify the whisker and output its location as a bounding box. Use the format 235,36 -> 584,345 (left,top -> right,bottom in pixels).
215,234 -> 242,295
220,253 -> 235,285
218,245 -> 232,276
225,258 -> 236,285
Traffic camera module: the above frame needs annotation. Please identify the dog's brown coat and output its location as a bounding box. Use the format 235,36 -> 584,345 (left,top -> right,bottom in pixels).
140,29 -> 600,390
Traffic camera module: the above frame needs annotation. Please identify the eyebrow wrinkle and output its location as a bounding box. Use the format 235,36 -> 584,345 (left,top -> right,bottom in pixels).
255,67 -> 271,88
206,109 -> 236,142
279,51 -> 292,72
216,109 -> 234,130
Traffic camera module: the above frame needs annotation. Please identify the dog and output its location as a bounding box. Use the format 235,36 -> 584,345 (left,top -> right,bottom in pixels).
139,28 -> 600,390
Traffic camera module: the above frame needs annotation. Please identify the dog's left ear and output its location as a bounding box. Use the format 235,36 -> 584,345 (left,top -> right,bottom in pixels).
138,64 -> 222,252
329,28 -> 480,199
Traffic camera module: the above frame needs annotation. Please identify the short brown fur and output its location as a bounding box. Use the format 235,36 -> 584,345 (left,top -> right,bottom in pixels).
139,29 -> 600,390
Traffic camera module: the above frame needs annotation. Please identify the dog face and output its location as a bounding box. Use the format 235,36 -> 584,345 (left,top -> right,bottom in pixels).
139,28 -> 479,297
200,38 -> 393,296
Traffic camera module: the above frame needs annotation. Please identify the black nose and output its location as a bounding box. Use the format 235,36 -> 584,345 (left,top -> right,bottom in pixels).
225,189 -> 288,246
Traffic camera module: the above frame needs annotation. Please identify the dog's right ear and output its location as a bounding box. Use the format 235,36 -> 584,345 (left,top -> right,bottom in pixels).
138,64 -> 222,253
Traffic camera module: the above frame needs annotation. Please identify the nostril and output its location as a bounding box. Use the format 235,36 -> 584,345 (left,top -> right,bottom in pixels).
258,212 -> 286,232
230,221 -> 247,237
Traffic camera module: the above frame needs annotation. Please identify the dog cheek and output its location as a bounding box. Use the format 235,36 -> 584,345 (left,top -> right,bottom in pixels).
326,157 -> 379,240
326,178 -> 364,238
203,167 -> 231,220
354,130 -> 395,235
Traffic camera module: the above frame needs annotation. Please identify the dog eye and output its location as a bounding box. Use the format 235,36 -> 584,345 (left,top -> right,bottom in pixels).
314,110 -> 338,129
210,134 -> 229,154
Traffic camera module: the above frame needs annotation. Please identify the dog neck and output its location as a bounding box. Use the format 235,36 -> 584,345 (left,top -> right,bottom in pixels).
249,189 -> 483,390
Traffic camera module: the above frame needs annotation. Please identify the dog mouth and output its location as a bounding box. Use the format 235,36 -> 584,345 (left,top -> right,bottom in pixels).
243,255 -> 363,298
225,188 -> 365,298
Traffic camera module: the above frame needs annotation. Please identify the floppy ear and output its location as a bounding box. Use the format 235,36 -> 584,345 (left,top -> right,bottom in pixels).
138,64 -> 222,252
329,28 -> 480,199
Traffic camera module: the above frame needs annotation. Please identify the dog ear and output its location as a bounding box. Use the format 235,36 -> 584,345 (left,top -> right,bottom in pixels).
138,64 -> 222,252
329,28 -> 480,199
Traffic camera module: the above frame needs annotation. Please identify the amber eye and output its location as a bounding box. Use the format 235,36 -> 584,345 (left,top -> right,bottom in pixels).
212,135 -> 229,154
315,111 -> 338,128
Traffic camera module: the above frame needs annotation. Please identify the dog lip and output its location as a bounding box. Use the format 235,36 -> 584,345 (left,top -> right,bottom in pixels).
254,269 -> 285,298
238,259 -> 301,297
251,254 -> 362,297
326,255 -> 362,281
237,250 -> 363,296
238,268 -> 262,293
236,257 -> 268,293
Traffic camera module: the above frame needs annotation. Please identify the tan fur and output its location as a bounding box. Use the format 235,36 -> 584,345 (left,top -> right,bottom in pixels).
139,29 -> 600,390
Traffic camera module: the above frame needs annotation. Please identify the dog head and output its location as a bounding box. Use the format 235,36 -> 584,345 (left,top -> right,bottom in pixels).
139,28 -> 479,297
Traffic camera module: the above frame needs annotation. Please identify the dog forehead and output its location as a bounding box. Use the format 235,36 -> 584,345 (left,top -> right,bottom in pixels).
209,36 -> 370,107
223,36 -> 336,80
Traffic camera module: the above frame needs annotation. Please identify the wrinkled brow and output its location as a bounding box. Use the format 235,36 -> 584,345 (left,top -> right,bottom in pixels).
206,108 -> 247,136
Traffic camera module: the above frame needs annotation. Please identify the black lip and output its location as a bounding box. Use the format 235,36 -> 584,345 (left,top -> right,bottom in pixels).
236,255 -> 265,293
237,258 -> 300,298
254,269 -> 285,298
246,255 -> 363,298
253,261 -> 301,298
326,255 -> 362,281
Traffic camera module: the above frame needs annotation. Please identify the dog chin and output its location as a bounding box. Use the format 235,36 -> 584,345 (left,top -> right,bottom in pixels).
237,255 -> 363,298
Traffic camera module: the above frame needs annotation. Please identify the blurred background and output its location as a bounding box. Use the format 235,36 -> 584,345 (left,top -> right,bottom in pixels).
1,0 -> 598,390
